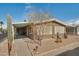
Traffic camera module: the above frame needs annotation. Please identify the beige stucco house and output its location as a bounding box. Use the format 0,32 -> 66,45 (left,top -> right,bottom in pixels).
66,23 -> 79,35
12,18 -> 67,40
74,24 -> 79,35
76,26 -> 79,35
66,24 -> 77,35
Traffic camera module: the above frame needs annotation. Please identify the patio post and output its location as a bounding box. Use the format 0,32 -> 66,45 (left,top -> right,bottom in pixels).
74,27 -> 75,35
32,24 -> 36,40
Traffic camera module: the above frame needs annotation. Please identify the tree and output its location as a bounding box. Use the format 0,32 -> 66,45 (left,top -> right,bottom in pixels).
0,21 -> 3,32
27,6 -> 53,46
24,20 -> 27,22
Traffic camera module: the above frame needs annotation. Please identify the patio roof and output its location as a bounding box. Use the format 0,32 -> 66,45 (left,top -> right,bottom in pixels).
12,22 -> 29,28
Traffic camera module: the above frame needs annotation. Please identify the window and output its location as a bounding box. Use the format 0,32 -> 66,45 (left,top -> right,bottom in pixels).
36,25 -> 52,35
54,26 -> 65,34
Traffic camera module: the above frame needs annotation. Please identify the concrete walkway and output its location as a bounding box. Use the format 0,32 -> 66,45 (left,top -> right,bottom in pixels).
14,39 -> 32,56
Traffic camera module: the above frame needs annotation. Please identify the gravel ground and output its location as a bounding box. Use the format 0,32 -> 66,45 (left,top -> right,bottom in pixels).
0,35 -> 79,56
12,35 -> 79,56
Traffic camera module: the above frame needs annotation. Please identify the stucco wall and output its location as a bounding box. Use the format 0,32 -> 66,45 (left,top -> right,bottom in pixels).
77,27 -> 79,35
35,21 -> 66,38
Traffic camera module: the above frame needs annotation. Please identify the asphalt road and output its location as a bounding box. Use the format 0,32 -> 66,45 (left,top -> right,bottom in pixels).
57,47 -> 79,56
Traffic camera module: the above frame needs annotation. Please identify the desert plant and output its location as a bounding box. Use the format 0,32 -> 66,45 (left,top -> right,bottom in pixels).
33,46 -> 39,54
55,32 -> 62,43
64,33 -> 67,39
7,15 -> 14,56
0,21 -> 3,32
26,5 -> 53,46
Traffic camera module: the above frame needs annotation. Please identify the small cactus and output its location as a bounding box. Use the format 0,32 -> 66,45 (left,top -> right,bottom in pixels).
33,46 -> 39,54
64,33 -> 67,39
55,32 -> 62,43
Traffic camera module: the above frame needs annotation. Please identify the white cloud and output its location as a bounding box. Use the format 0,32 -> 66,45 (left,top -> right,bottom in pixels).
25,5 -> 32,10
24,5 -> 33,15
25,5 -> 32,9
66,18 -> 79,25
2,25 -> 7,29
74,20 -> 79,24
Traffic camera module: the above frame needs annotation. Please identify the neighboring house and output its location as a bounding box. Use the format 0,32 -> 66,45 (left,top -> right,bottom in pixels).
66,23 -> 79,35
75,24 -> 79,35
66,24 -> 77,35
12,18 -> 67,39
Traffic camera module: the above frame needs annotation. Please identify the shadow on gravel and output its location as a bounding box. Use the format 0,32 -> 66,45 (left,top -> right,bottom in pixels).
15,35 -> 28,39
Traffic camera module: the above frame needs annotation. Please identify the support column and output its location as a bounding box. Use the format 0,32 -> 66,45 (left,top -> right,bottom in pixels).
52,24 -> 55,38
31,24 -> 36,40
14,26 -> 16,38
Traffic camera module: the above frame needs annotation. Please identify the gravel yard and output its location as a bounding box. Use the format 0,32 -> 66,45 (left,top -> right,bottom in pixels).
13,35 -> 79,56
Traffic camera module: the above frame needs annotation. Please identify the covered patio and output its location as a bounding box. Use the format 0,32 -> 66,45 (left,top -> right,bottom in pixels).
12,22 -> 34,39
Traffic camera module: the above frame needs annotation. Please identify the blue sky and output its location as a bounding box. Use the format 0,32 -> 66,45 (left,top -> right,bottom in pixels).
1,3 -> 79,28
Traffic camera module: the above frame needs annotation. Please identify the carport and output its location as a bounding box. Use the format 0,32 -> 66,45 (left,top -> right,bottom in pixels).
12,22 -> 34,39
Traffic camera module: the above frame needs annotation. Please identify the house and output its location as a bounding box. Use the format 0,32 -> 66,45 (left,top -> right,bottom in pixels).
75,24 -> 79,35
66,24 -> 77,35
66,23 -> 79,35
12,18 -> 67,40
